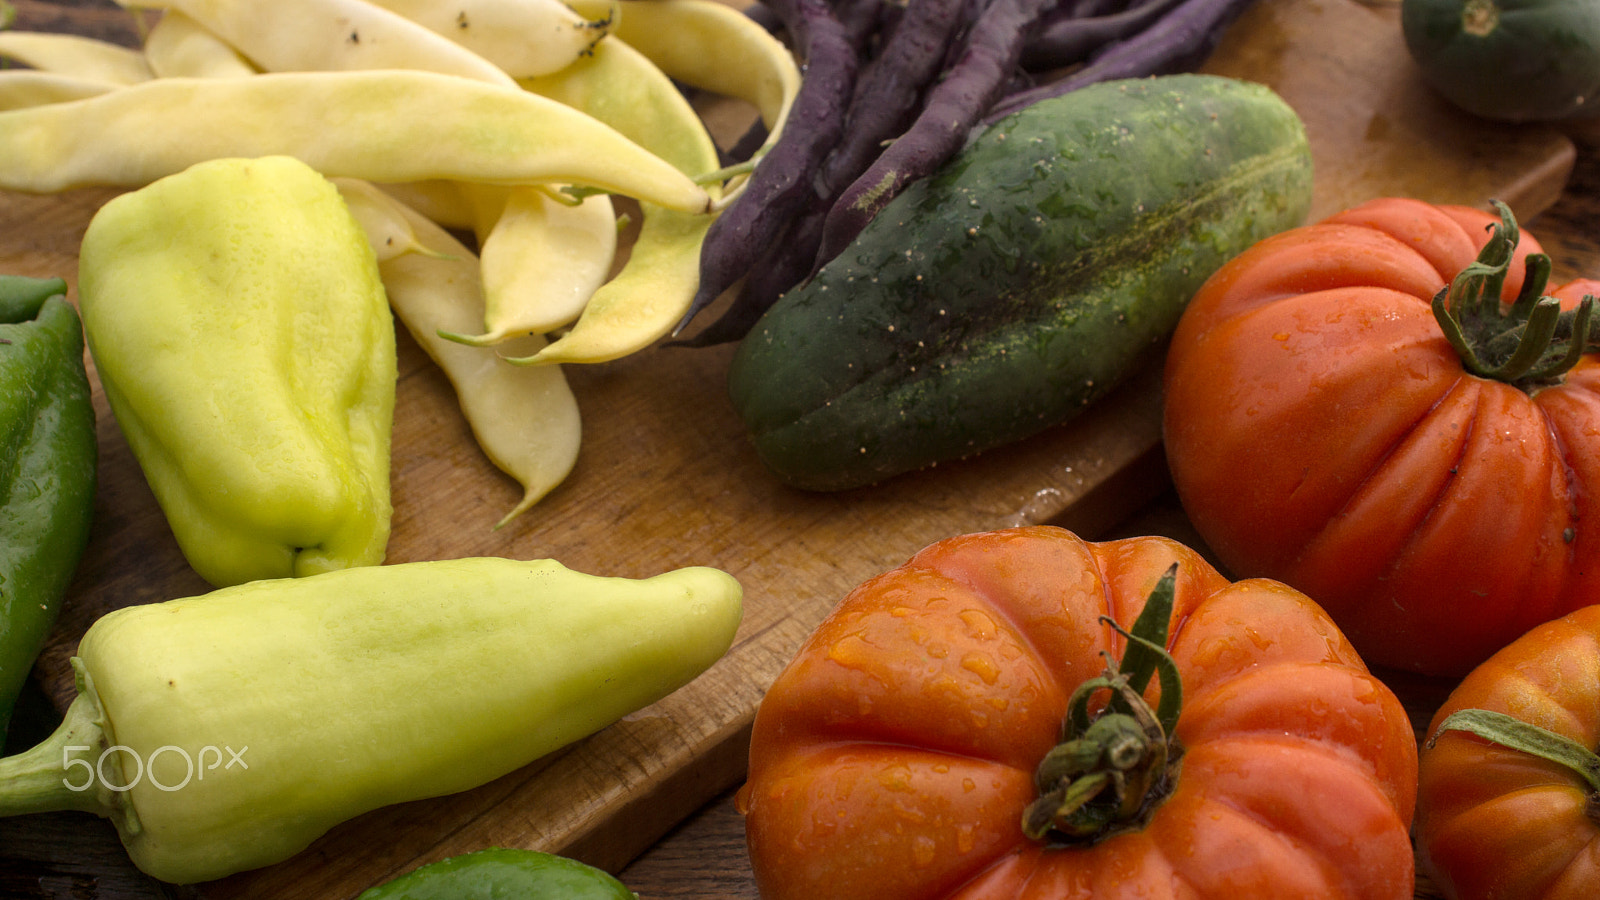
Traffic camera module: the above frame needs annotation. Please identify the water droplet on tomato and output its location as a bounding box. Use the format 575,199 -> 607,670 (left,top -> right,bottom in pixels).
961,652 -> 1001,684
959,608 -> 999,640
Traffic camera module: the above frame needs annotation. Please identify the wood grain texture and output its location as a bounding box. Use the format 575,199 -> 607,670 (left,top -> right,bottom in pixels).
1202,0 -> 1576,221
0,0 -> 1588,898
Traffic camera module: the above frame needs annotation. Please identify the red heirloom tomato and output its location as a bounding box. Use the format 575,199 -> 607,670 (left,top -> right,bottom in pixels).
1416,604 -> 1600,900
1163,196 -> 1600,676
739,526 -> 1417,900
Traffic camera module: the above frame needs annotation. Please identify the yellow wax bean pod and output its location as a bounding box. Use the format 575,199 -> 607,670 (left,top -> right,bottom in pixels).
0,70 -> 712,213
116,0 -> 517,87
508,35 -> 720,364
0,71 -> 115,110
514,202 -> 715,365
0,31 -> 153,84
339,184 -> 443,263
442,184 -> 619,345
366,0 -> 612,79
567,0 -> 797,208
335,179 -> 581,527
379,180 -> 478,231
142,10 -> 257,79
567,0 -> 797,136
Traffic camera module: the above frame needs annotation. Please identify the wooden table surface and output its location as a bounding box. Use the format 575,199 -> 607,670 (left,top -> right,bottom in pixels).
5,1 -> 1600,899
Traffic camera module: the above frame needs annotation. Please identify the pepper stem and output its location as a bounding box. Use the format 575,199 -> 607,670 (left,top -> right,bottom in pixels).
1429,708 -> 1600,825
1022,564 -> 1184,845
0,691 -> 115,819
1432,200 -> 1600,386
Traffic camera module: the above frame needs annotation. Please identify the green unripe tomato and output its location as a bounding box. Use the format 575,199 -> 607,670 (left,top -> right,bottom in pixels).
1401,0 -> 1600,121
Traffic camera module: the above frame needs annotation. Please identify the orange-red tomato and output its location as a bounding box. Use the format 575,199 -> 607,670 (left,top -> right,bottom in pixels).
1416,604 -> 1600,900
1163,196 -> 1600,676
739,526 -> 1417,900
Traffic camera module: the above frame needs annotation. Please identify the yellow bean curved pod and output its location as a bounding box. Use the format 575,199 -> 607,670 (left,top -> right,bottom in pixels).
568,0 -> 796,141
0,70 -> 712,213
568,0 -> 797,208
335,179 -> 581,527
583,0 -> 795,128
366,0 -> 612,79
509,35 -> 720,365
338,184 -> 440,263
117,0 -> 517,87
442,184 -> 619,345
516,205 -> 718,365
0,31 -> 153,84
0,70 -> 116,110
142,11 -> 257,79
378,180 -> 478,231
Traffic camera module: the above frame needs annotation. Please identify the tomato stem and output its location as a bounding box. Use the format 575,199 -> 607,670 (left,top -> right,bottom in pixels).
1432,201 -> 1599,386
1430,708 -> 1600,824
1023,564 -> 1183,845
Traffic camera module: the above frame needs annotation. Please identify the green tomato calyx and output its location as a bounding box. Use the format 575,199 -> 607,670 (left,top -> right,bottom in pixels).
1430,706 -> 1600,825
1432,200 -> 1599,387
1022,565 -> 1184,846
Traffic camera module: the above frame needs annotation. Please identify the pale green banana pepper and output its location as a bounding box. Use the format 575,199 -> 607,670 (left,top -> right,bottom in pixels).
0,556 -> 743,885
78,155 -> 396,587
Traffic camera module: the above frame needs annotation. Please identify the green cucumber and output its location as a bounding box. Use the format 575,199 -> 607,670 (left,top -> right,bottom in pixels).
727,74 -> 1313,491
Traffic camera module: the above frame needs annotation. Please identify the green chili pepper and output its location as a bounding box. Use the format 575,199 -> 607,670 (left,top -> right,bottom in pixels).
76,155 -> 396,587
0,274 -> 96,745
357,848 -> 639,899
0,556 -> 743,885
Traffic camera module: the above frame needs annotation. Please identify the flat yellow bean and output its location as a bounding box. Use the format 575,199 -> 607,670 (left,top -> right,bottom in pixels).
511,35 -> 720,364
568,0 -> 796,131
0,31 -> 153,84
335,179 -> 582,527
376,180 -> 477,231
118,0 -> 517,87
0,70 -> 712,213
0,70 -> 115,110
338,184 -> 438,263
367,0 -> 612,79
443,184 -> 619,345
567,0 -> 797,207
142,10 -> 257,78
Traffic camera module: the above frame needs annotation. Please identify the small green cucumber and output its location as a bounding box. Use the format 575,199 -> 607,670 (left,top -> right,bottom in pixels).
727,73 -> 1313,491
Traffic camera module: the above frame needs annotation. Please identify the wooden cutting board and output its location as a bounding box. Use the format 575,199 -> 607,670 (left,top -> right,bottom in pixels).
0,0 -> 1577,896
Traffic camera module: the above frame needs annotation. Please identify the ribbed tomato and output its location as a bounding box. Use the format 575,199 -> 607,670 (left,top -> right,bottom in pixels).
1163,196 -> 1600,676
739,526 -> 1417,900
1416,604 -> 1600,900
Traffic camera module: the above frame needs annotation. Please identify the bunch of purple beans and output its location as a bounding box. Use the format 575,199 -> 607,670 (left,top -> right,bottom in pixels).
674,0 -> 1260,345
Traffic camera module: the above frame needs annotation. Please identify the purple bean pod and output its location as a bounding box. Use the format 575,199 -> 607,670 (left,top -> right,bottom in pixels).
811,0 -> 1055,273
718,0 -> 970,341
674,204 -> 827,346
819,0 -> 968,196
673,0 -> 858,335
833,0 -> 890,52
989,0 -> 1259,120
1020,0 -> 1187,71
